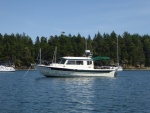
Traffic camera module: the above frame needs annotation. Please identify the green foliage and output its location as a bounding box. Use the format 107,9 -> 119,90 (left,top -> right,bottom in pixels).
0,32 -> 150,68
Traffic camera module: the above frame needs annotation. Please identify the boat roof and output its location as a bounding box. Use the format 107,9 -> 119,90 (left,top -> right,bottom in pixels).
61,56 -> 92,60
92,56 -> 110,61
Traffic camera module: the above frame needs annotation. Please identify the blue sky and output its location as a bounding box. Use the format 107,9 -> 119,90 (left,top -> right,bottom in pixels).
0,0 -> 150,41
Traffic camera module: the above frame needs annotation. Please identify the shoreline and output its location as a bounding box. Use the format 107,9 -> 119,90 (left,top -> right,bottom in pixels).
15,67 -> 150,71
124,69 -> 150,70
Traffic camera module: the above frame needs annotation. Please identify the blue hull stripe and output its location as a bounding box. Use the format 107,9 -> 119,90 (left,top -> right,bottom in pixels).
38,66 -> 112,73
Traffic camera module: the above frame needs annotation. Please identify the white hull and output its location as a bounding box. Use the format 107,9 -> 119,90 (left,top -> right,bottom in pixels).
0,65 -> 15,72
114,66 -> 123,71
36,65 -> 116,77
117,66 -> 123,71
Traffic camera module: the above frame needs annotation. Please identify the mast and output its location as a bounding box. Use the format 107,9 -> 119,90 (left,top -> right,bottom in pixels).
84,38 -> 92,57
86,38 -> 87,50
52,46 -> 57,63
55,46 -> 57,63
117,36 -> 119,67
40,48 -> 41,64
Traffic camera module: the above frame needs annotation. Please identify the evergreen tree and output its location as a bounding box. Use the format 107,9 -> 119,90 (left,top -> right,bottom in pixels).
142,35 -> 150,66
93,32 -> 103,56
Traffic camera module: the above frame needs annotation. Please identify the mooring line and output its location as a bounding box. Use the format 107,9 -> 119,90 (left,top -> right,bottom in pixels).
23,66 -> 31,78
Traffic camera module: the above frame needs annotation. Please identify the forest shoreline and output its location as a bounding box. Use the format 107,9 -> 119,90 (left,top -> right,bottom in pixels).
1,32 -> 150,68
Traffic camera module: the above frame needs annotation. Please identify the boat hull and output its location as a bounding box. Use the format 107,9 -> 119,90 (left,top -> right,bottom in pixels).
113,66 -> 123,71
117,66 -> 123,71
36,65 -> 116,77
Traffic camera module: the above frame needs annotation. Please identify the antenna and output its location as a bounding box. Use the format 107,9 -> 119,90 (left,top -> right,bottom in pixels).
52,46 -> 57,63
61,31 -> 65,36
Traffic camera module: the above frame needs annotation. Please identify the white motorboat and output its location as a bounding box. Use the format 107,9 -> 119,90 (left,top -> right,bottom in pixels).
35,50 -> 117,77
0,65 -> 15,72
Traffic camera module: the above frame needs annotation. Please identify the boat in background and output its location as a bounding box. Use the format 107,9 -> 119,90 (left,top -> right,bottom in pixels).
116,63 -> 123,71
35,49 -> 117,77
0,61 -> 15,72
0,65 -> 15,72
113,63 -> 123,71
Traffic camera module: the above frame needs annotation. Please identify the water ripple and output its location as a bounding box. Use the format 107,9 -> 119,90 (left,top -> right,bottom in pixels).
0,70 -> 150,113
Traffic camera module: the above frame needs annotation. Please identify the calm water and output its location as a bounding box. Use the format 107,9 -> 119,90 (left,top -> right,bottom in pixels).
0,70 -> 150,113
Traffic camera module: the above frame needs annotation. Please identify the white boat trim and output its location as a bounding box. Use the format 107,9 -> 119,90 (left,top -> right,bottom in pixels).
36,64 -> 116,77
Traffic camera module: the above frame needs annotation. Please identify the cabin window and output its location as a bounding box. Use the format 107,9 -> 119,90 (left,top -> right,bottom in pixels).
87,61 -> 92,65
67,60 -> 75,65
76,61 -> 83,65
66,60 -> 83,65
59,59 -> 66,64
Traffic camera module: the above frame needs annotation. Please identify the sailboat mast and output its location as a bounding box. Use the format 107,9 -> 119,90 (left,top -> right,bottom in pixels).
52,46 -> 57,63
40,48 -> 41,64
55,46 -> 57,63
117,36 -> 119,66
85,38 -> 87,50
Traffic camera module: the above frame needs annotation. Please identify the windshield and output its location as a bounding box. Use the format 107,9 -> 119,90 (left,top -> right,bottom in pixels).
58,59 -> 66,64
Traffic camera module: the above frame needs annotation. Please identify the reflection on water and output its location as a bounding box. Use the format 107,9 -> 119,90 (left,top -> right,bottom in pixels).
34,76 -> 118,112
35,76 -> 97,112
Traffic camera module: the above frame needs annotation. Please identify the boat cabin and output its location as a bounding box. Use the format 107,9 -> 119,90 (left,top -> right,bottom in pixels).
51,57 -> 94,69
50,56 -> 113,69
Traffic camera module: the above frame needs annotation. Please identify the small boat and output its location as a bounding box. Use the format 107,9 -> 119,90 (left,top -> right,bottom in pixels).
113,63 -> 123,71
0,65 -> 15,72
0,61 -> 15,72
116,64 -> 123,71
35,49 -> 117,77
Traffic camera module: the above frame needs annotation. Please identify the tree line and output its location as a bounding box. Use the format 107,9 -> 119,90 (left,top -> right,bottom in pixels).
0,31 -> 150,68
